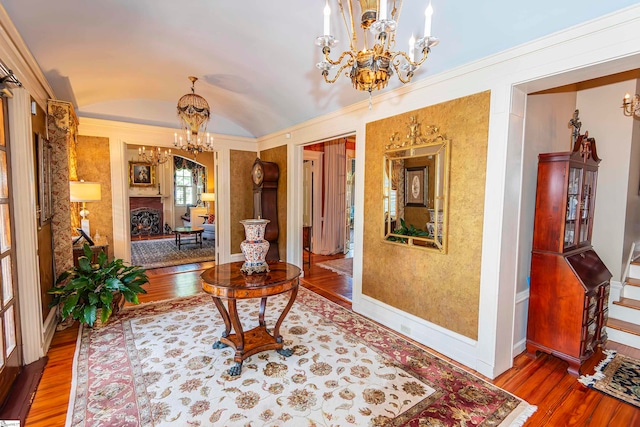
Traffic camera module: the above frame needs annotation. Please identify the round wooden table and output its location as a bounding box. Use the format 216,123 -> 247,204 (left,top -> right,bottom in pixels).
201,261 -> 301,376
173,226 -> 204,249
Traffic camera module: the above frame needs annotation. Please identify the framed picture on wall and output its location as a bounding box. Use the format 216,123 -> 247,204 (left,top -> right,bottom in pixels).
405,166 -> 428,207
129,161 -> 155,187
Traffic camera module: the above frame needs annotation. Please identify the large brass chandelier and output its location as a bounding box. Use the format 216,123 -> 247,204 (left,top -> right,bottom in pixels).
316,0 -> 438,96
173,76 -> 214,156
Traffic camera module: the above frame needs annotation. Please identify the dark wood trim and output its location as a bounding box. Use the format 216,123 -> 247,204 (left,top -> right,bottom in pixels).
0,357 -> 48,423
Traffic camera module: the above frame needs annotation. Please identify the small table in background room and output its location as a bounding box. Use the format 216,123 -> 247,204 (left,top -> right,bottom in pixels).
201,261 -> 301,376
72,242 -> 109,266
173,226 -> 204,249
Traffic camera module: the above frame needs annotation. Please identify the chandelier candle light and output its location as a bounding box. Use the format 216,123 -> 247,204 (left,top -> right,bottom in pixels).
622,93 -> 640,118
316,0 -> 438,99
173,76 -> 214,156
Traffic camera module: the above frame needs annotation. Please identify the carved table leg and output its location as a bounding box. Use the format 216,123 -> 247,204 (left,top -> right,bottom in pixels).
259,297 -> 267,327
212,297 -> 231,349
273,283 -> 299,356
228,298 -> 245,374
211,296 -> 231,349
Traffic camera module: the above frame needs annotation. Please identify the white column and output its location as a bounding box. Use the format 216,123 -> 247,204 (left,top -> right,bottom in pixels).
110,138 -> 130,261
9,88 -> 45,364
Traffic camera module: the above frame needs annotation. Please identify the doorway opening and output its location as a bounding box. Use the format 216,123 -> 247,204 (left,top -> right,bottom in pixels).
301,135 -> 355,302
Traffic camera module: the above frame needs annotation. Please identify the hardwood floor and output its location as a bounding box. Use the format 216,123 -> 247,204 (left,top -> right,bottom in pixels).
24,254 -> 640,426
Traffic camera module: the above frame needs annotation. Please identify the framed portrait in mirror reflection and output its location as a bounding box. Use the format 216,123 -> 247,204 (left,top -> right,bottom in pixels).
405,166 -> 427,207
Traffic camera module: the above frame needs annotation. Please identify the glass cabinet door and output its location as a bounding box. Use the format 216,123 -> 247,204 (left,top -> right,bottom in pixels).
564,167 -> 581,248
579,170 -> 597,244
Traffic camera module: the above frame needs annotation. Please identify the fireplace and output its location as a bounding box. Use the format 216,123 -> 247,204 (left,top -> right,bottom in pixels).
130,197 -> 164,236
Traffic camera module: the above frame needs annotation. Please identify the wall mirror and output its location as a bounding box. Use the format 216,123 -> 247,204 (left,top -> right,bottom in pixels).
382,118 -> 449,253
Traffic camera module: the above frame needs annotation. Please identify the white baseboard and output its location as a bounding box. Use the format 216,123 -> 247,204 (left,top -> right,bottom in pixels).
609,280 -> 623,309
353,294 -> 485,376
42,308 -> 58,353
513,288 -> 530,357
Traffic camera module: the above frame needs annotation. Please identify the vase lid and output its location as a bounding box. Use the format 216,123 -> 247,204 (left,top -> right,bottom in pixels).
240,218 -> 270,225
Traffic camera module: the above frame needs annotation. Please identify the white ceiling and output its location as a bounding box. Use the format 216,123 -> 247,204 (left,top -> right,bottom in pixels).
1,0 -> 637,138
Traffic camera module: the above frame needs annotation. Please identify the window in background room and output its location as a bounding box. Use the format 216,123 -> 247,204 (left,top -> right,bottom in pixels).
384,173 -> 397,219
175,168 -> 193,206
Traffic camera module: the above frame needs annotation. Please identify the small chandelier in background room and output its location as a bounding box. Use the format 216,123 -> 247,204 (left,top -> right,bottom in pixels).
138,146 -> 171,164
315,0 -> 438,100
174,76 -> 214,155
622,93 -> 640,118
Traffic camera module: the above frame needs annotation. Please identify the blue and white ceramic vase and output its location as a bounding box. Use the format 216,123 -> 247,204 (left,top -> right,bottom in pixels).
240,219 -> 270,275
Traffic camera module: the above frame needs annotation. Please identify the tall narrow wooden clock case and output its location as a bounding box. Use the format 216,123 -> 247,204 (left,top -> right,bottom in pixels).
251,158 -> 279,261
526,133 -> 612,376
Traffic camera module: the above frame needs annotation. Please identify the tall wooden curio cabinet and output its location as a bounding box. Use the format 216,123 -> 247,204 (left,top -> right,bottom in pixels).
526,134 -> 612,376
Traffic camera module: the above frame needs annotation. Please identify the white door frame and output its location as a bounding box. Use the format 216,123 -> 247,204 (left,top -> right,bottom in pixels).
303,150 -> 324,251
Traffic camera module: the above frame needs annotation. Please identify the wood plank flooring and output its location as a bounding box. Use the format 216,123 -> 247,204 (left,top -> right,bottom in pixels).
24,254 -> 640,426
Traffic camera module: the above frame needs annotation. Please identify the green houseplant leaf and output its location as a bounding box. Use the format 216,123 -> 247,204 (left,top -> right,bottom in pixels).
48,243 -> 148,327
387,218 -> 430,243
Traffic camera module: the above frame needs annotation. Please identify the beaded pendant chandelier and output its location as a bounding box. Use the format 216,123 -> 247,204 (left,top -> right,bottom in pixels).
174,76 -> 214,155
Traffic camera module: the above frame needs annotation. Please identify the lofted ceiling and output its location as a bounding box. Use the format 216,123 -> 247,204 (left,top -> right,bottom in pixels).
0,0 -> 637,138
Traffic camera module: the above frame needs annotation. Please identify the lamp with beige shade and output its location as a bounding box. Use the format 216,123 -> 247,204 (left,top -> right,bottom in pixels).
69,180 -> 101,237
201,192 -> 215,214
201,192 -> 216,240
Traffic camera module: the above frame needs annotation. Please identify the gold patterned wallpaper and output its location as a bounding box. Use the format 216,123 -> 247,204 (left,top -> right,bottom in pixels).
76,135 -> 114,260
260,145 -> 288,261
363,91 -> 490,339
230,150 -> 257,253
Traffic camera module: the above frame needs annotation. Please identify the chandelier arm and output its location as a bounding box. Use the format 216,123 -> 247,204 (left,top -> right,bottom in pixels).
391,61 -> 412,84
322,61 -> 355,84
390,49 -> 430,84
323,49 -> 356,67
392,47 -> 430,69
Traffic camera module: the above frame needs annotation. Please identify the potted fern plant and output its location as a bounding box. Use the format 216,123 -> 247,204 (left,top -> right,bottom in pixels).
48,243 -> 149,327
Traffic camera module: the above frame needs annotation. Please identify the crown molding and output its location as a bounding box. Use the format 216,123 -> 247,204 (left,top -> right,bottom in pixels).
0,5 -> 55,108
78,117 -> 258,151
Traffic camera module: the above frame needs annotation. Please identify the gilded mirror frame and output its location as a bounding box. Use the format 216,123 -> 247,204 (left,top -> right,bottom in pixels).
382,119 -> 450,253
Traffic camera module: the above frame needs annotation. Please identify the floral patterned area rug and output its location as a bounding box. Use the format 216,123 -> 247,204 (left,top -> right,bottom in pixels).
66,288 -> 536,426
579,350 -> 640,408
130,238 -> 215,269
